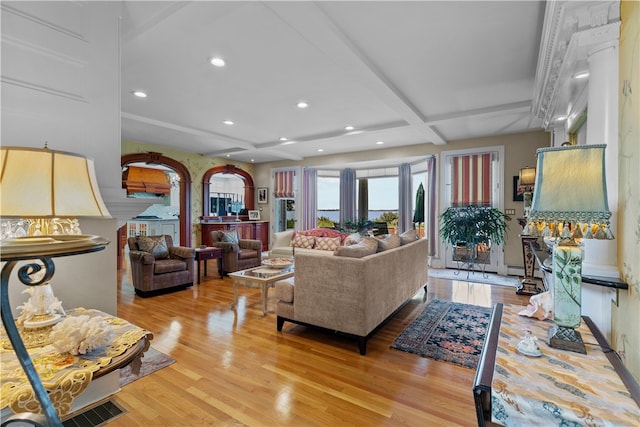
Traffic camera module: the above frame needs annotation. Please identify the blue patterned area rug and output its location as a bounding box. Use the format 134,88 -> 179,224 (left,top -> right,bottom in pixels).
391,299 -> 492,369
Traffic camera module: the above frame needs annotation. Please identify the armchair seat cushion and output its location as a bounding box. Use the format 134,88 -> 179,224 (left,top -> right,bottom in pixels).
238,249 -> 259,260
154,259 -> 187,274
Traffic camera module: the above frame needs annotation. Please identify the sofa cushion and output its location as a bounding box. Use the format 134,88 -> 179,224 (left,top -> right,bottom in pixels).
399,229 -> 419,245
315,236 -> 341,251
292,234 -> 315,249
221,230 -> 239,244
376,233 -> 401,252
297,228 -> 350,244
333,237 -> 378,258
272,230 -> 295,248
154,258 -> 186,274
137,236 -> 169,259
275,277 -> 295,303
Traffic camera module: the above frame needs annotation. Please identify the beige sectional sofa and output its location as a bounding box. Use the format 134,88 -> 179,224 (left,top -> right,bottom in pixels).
275,234 -> 429,355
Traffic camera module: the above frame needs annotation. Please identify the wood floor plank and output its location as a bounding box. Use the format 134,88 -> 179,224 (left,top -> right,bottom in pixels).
109,262 -> 532,426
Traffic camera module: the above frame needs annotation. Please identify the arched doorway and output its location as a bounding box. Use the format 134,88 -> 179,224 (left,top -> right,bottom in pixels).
121,152 -> 192,247
202,165 -> 255,217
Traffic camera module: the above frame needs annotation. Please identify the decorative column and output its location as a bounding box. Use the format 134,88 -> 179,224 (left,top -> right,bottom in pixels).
583,38 -> 619,278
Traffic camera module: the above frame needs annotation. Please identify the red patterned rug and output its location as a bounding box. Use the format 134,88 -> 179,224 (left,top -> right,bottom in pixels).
391,299 -> 491,369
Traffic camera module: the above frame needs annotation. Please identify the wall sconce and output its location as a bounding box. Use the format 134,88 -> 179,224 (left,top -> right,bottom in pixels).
525,145 -> 613,353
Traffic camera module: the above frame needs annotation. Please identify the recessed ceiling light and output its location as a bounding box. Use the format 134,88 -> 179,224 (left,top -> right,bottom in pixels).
572,71 -> 589,79
210,57 -> 226,67
281,140 -> 297,146
555,115 -> 568,121
251,159 -> 255,162
376,141 -> 384,145
345,125 -> 355,131
279,137 -> 288,141
297,101 -> 309,109
226,154 -> 231,158
316,148 -> 324,152
132,90 -> 147,98
223,120 -> 234,125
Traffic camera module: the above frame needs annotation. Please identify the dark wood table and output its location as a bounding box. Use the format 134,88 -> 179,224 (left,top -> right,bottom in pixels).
195,247 -> 224,283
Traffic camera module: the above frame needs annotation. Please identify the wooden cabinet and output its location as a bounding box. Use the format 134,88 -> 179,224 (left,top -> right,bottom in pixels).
201,221 -> 269,252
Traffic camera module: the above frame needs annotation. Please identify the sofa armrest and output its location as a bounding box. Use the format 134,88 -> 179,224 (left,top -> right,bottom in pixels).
170,246 -> 195,260
239,239 -> 262,251
128,250 -> 155,265
213,242 -> 239,253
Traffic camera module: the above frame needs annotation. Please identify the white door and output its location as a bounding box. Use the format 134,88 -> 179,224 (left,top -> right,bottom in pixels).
441,147 -> 505,274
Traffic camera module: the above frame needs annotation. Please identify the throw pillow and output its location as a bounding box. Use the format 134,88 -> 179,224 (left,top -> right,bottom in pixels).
333,237 -> 378,258
376,233 -> 401,252
315,236 -> 341,251
292,234 -> 315,249
221,230 -> 239,244
344,232 -> 361,246
399,229 -> 419,245
137,236 -> 169,259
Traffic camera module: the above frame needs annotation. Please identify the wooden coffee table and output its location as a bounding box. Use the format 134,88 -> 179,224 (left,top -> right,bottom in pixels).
229,265 -> 294,315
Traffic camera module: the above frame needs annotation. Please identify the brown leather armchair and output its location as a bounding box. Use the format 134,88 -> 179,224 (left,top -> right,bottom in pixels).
127,235 -> 195,296
210,230 -> 262,274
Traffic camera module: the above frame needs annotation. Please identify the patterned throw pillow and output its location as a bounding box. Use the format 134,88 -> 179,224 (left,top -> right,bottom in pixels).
292,234 -> 315,249
137,236 -> 169,259
315,236 -> 341,251
221,230 -> 239,244
376,233 -> 401,252
399,229 -> 419,245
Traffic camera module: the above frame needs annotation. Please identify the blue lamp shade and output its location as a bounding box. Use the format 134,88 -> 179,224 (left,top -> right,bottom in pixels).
526,144 -> 613,353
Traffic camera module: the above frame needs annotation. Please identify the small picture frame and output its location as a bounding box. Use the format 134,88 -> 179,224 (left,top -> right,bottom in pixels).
257,187 -> 268,204
248,210 -> 260,221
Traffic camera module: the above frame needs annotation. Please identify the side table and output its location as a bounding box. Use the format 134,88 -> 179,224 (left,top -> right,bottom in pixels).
195,247 -> 224,283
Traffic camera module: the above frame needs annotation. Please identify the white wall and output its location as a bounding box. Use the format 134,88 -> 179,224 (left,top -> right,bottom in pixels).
2,1 -> 122,315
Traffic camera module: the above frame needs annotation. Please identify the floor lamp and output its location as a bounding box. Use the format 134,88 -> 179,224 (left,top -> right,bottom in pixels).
524,144 -> 613,353
1,145 -> 111,426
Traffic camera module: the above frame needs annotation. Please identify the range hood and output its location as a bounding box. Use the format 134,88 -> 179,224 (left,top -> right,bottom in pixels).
122,166 -> 171,196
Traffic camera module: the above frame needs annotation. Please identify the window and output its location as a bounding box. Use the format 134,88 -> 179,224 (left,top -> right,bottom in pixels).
317,175 -> 340,224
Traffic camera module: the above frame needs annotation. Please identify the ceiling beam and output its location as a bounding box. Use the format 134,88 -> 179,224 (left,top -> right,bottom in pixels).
266,2 -> 447,146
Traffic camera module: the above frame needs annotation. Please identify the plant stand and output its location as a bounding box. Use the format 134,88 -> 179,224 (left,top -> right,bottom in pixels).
452,244 -> 490,279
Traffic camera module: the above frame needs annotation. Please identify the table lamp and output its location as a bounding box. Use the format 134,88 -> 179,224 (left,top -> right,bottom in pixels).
518,166 -> 536,217
524,144 -> 613,353
1,144 -> 111,426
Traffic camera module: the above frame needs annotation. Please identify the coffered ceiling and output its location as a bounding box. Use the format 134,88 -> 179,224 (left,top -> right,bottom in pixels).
121,1 -> 547,164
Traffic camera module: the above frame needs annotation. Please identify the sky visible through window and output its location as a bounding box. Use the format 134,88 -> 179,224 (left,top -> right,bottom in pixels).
318,175 -> 425,210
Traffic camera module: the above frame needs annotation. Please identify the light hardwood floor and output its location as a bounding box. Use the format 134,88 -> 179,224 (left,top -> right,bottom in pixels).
110,260 -> 530,427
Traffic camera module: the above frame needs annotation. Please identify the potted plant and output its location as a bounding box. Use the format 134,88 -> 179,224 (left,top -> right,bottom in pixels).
439,205 -> 510,264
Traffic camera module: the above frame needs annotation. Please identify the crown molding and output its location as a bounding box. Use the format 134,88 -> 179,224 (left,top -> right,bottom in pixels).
532,1 -> 620,129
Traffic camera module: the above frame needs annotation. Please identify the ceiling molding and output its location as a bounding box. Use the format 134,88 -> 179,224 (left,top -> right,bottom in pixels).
121,112 -> 256,150
532,1 -> 620,128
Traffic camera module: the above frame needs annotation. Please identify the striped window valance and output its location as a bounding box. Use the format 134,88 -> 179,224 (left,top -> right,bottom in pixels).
451,153 -> 493,207
274,170 -> 295,198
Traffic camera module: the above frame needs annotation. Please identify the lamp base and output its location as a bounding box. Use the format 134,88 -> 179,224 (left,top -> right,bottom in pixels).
548,325 -> 587,354
516,278 -> 543,296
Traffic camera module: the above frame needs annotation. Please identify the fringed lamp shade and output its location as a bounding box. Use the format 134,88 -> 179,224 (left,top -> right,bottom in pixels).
0,146 -> 110,236
524,145 -> 613,241
525,144 -> 613,354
